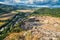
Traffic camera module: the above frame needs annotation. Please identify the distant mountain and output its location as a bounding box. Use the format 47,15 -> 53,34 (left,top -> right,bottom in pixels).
0,3 -> 19,13
0,3 -> 37,12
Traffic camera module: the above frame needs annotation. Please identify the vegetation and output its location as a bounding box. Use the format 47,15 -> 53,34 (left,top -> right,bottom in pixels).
31,8 -> 60,17
0,4 -> 60,40
0,12 -> 29,40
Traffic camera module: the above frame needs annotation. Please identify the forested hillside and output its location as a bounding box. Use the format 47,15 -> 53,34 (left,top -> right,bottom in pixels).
32,8 -> 60,17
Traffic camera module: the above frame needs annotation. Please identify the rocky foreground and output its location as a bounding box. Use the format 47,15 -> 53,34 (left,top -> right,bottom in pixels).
4,16 -> 60,40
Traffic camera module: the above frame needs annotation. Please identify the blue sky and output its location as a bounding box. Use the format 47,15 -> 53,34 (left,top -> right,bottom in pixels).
0,0 -> 60,7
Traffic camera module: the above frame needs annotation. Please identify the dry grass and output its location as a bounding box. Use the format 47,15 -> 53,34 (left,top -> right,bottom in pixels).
4,31 -> 25,40
41,25 -> 57,31
1,14 -> 16,17
34,16 -> 60,32
0,16 -> 13,20
4,30 -> 43,40
16,10 -> 34,13
0,22 -> 6,26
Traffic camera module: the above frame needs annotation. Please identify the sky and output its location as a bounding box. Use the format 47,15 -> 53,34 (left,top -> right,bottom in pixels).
0,0 -> 60,7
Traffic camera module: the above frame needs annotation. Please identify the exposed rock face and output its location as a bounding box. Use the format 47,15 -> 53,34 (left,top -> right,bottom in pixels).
21,16 -> 60,31
4,16 -> 60,40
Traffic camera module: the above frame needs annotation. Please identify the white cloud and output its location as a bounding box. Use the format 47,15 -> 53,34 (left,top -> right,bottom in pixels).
0,2 -> 7,4
28,0 -> 34,4
52,0 -> 58,2
39,0 -> 44,2
15,0 -> 20,3
1,0 -> 58,4
0,1 -> 10,4
14,0 -> 34,4
36,0 -> 44,2
36,0 -> 58,3
35,0 -> 50,3
27,4 -> 49,7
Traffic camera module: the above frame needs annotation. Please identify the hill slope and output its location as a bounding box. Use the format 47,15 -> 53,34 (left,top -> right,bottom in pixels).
0,7 -> 60,40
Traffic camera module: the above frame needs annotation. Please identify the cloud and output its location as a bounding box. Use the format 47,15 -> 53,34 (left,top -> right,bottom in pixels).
52,0 -> 58,2
36,0 -> 49,3
0,2 -> 5,4
37,0 -> 44,2
0,0 -> 60,8
0,0 -> 59,4
27,0 -> 34,4
27,4 -> 50,7
13,0 -> 34,4
15,0 -> 20,3
40,0 -> 44,2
